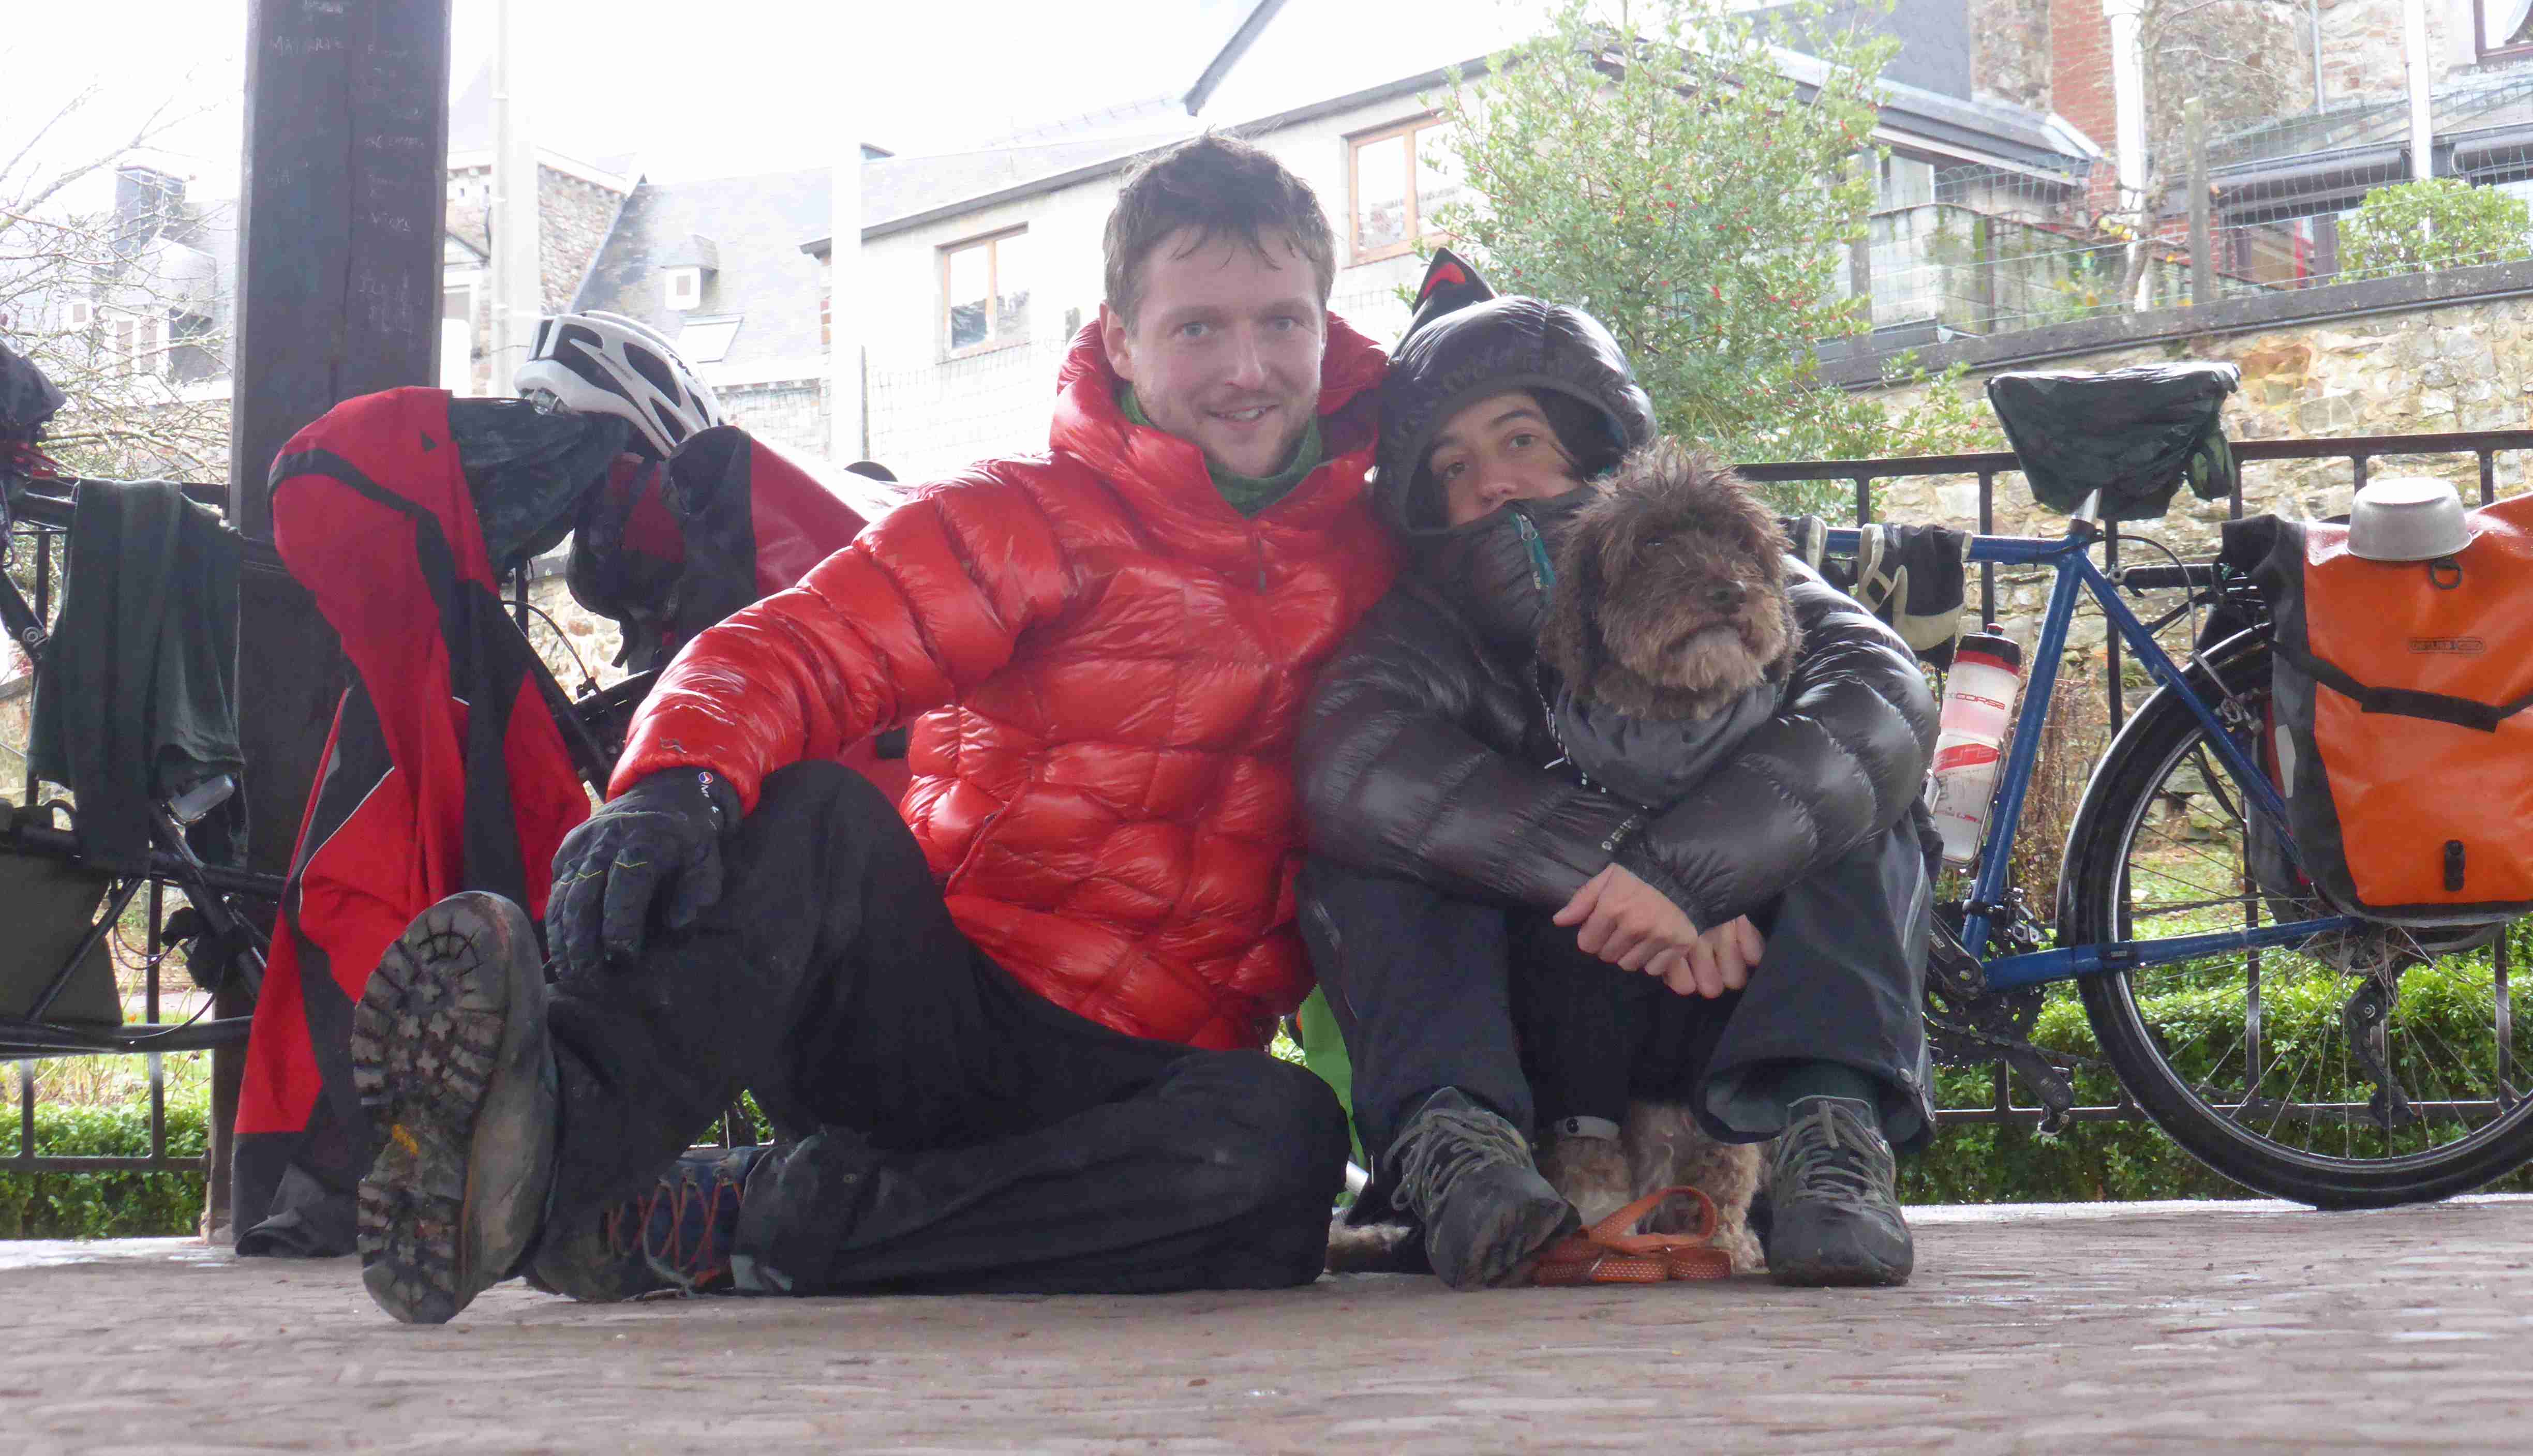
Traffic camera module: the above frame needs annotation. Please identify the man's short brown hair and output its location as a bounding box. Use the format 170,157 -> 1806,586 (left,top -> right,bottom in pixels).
1103,133 -> 1337,326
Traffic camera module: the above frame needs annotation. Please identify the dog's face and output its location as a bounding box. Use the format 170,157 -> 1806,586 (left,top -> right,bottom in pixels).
1541,442 -> 1796,716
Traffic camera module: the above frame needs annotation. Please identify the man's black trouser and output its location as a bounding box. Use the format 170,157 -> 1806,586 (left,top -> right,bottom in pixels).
539,761 -> 1349,1295
1299,820 -> 1936,1179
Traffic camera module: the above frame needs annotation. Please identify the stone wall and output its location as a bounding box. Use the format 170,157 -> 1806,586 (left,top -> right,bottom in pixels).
1860,286 -> 2533,646
1973,0 -> 2052,112
2318,0 -> 2477,103
721,380 -> 830,464
538,167 -> 625,316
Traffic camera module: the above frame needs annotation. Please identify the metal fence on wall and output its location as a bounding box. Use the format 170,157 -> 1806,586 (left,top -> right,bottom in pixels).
1853,71 -> 2533,351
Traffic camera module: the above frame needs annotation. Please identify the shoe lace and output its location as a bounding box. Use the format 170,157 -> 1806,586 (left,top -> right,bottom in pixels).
1773,1099 -> 1896,1213
602,1154 -> 750,1290
1390,1104 -> 1532,1222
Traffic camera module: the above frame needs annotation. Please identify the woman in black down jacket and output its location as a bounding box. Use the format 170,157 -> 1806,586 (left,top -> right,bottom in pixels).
1299,253 -> 1939,1291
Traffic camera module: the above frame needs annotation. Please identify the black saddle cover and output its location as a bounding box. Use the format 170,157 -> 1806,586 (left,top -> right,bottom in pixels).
1987,364 -> 2241,523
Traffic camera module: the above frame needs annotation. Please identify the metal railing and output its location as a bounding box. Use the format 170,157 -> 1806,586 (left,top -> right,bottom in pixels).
14,431 -> 2533,1165
1742,426 -> 2533,1125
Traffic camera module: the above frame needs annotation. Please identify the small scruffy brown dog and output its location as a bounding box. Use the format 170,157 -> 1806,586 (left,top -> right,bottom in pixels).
1538,439 -> 1800,721
1538,440 -> 1799,1274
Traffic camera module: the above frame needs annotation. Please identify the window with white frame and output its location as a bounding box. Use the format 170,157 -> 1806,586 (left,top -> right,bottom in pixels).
941,227 -> 1029,355
65,298 -> 93,329
1348,116 -> 1463,263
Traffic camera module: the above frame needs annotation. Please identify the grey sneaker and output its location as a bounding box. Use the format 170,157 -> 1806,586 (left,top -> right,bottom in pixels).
1387,1089 -> 1578,1290
351,893 -> 559,1324
526,1144 -> 773,1302
1765,1095 -> 1913,1287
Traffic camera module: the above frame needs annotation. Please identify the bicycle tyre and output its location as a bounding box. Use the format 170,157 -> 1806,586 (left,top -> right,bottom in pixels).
2064,629 -> 2533,1208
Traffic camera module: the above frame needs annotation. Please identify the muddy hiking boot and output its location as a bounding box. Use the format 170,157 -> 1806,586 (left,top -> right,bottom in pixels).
1765,1095 -> 1914,1287
351,892 -> 560,1325
526,1144 -> 776,1302
1387,1088 -> 1578,1290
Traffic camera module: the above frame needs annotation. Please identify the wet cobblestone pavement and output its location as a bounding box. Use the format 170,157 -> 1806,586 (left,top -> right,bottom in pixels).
6,1195 -> 2530,1453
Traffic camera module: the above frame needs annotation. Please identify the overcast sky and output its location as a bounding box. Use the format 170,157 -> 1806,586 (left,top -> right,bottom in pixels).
2,1 -> 1250,200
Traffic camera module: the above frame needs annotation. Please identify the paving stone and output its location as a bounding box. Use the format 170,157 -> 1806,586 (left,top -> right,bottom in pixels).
4,1196 -> 2531,1452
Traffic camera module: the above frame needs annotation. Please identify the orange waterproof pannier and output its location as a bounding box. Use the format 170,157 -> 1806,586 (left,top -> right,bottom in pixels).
2227,491 -> 2533,925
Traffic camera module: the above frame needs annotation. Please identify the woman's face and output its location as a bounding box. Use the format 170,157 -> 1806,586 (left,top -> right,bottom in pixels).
1426,391 -> 1587,527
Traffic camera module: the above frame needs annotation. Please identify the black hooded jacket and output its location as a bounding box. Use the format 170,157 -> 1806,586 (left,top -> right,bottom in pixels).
1297,257 -> 1938,927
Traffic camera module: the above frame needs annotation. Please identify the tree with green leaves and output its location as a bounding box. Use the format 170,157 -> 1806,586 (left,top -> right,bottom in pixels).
1429,0 -> 1991,507
2341,176 -> 2533,282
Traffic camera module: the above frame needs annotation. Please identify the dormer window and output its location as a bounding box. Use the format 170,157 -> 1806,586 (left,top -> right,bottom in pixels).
659,233 -> 721,314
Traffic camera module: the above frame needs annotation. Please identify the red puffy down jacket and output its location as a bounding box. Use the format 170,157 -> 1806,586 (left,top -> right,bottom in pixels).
613,320 -> 1395,1047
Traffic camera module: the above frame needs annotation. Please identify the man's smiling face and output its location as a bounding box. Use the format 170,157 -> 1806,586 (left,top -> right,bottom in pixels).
1100,228 -> 1325,479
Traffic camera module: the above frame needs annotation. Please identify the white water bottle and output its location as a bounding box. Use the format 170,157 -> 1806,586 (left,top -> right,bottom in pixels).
1928,627 -> 2025,865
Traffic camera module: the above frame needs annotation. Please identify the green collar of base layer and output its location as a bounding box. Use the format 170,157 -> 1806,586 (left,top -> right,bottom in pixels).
1119,385 -> 1323,518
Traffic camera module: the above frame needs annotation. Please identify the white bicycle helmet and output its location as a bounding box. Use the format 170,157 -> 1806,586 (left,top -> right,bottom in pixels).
516,309 -> 725,460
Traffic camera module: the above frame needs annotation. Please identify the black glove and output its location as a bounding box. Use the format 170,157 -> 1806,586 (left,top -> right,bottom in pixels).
547,767 -> 742,974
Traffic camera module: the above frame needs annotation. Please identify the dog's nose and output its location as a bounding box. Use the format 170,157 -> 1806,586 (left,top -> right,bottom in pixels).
1708,580 -> 1747,612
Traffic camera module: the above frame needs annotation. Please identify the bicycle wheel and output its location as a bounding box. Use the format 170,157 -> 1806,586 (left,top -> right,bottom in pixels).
2064,630 -> 2533,1208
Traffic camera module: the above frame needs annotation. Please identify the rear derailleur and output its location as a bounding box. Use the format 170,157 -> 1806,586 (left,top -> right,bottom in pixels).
1927,892 -> 2082,1134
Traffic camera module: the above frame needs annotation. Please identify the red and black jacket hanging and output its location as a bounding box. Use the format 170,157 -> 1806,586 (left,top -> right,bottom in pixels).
232,388 -> 599,1255
231,393 -> 887,1255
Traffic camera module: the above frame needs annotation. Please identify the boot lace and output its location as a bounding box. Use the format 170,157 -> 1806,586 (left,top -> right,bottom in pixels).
602,1151 -> 754,1292
1771,1098 -> 1896,1215
1390,1104 -> 1533,1223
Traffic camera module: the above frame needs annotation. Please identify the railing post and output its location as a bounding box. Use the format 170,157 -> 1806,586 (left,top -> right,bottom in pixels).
2188,97 -> 2213,308
1977,469 -> 1996,622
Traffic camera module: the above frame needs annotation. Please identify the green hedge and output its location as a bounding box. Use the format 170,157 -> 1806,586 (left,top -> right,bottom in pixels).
0,1097 -> 208,1239
1903,959 -> 2533,1203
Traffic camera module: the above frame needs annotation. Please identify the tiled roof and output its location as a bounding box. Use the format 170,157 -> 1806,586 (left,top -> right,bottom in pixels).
572,169 -> 831,379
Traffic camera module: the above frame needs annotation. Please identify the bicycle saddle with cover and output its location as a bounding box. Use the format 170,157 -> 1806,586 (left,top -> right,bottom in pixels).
1987,363 -> 2241,523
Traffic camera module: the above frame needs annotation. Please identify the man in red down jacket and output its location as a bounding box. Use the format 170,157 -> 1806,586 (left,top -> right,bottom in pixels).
348,135 -> 1396,1323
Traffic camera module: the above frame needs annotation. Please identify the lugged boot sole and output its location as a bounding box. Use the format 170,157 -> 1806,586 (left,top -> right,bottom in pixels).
351,893 -> 555,1324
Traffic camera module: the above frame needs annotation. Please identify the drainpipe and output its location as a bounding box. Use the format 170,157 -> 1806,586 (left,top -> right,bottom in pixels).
2406,0 -> 2435,181
830,117 -> 865,468
489,0 -> 541,394
2105,0 -> 2151,306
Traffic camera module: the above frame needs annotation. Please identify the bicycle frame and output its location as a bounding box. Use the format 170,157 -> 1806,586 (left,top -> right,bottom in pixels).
1821,517 -> 2360,994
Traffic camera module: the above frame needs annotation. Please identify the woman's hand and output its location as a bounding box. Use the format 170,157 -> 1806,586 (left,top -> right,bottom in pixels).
1645,915 -> 1764,1000
1553,863 -> 1702,972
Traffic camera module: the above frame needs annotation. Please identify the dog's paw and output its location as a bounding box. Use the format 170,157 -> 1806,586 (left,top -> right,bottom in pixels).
1324,1218 -> 1416,1275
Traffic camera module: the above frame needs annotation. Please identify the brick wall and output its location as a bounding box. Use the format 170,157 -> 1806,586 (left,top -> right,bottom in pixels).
2050,0 -> 2117,151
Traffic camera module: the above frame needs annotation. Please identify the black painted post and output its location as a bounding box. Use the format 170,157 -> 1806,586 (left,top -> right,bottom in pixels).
215,0 -> 452,1244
